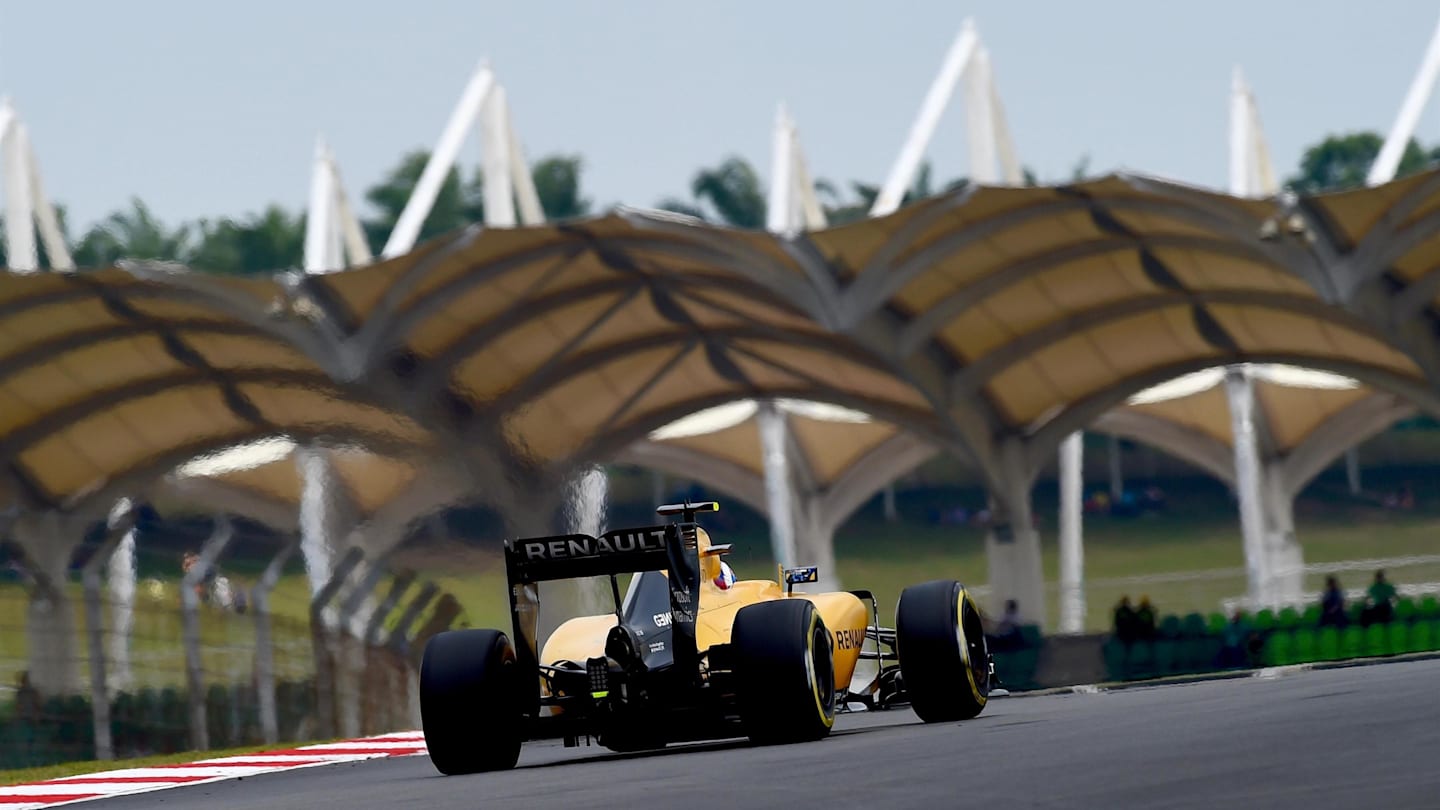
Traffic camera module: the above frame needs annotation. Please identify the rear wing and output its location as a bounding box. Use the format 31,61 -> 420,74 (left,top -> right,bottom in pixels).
504,526 -> 673,584
505,514 -> 707,714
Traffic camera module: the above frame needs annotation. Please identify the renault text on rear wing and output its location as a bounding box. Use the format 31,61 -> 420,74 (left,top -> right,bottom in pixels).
504,525 -> 674,583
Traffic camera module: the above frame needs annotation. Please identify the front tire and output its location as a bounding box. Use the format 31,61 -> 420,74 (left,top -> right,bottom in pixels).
419,629 -> 524,774
732,599 -> 836,744
895,579 -> 989,722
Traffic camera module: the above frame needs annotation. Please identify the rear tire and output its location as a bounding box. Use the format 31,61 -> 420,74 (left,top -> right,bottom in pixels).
420,629 -> 524,774
732,599 -> 836,744
895,579 -> 989,722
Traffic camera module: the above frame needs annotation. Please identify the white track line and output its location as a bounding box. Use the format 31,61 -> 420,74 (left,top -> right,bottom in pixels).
0,731 -> 430,809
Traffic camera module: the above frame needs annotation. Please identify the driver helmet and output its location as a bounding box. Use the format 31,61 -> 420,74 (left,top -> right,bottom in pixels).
714,560 -> 736,590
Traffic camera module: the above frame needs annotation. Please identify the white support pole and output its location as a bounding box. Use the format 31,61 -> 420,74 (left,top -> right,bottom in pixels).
872,19 -> 979,216
22,125 -> 73,270
3,107 -> 38,273
766,104 -> 797,234
1230,67 -> 1279,198
1229,67 -> 1252,197
481,85 -> 516,228
1225,368 -> 1270,609
1345,447 -> 1362,495
758,401 -> 797,569
1370,14 -> 1440,186
1058,432 -> 1086,634
791,133 -> 829,230
106,527 -> 137,692
1246,94 -> 1279,197
383,63 -> 495,257
505,102 -> 545,226
304,137 -> 337,273
963,48 -> 1000,184
329,156 -> 373,266
989,72 -> 1023,185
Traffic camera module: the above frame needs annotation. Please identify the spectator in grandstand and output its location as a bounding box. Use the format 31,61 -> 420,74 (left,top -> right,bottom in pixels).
1113,596 -> 1139,642
1363,570 -> 1397,625
1320,576 -> 1347,627
1134,595 -> 1157,639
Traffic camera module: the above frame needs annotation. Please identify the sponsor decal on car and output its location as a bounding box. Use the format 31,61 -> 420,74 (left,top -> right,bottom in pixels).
521,529 -> 667,561
835,627 -> 866,651
653,612 -> 672,628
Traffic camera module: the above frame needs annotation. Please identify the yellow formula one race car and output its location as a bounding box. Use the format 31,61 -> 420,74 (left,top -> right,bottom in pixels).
419,501 -> 993,775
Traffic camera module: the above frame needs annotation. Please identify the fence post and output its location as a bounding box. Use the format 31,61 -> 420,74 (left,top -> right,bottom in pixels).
180,516 -> 236,752
309,547 -> 364,741
361,570 -> 415,733
334,553 -> 394,739
385,582 -> 439,730
81,505 -> 137,761
364,570 -> 415,645
384,582 -> 439,657
253,535 -> 301,745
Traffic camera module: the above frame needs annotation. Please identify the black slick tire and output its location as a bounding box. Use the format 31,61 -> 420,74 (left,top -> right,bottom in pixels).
895,579 -> 989,722
732,598 -> 836,744
419,628 -> 524,774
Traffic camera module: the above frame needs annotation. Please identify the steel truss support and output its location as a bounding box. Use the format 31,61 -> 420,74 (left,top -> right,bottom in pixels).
180,516 -> 236,752
985,439 -> 1046,627
1228,67 -> 1279,198
871,17 -> 1021,217
81,501 -> 137,761
1370,13 -> 1440,187
304,137 -> 373,273
0,99 -> 72,271
382,62 -> 543,258
1057,433 -> 1085,634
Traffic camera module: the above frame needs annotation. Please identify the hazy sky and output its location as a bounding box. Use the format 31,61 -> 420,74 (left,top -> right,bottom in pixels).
4,1 -> 1440,232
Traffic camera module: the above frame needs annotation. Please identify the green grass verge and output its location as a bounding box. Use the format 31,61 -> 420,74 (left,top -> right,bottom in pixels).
0,739 -> 331,786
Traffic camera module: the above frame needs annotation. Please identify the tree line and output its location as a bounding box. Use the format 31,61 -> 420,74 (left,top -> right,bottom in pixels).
6,132 -> 1438,276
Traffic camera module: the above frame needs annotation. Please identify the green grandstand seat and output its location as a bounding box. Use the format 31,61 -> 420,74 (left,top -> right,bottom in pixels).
1277,607 -> 1300,629
1387,621 -> 1407,656
1182,613 -> 1207,638
1263,631 -> 1293,666
1341,626 -> 1364,659
1160,615 -> 1182,639
1154,638 -> 1180,675
1254,609 -> 1276,633
1318,626 -> 1341,660
1207,612 -> 1228,635
1407,620 -> 1433,654
1103,638 -> 1126,681
1302,604 -> 1321,626
1419,595 -> 1440,620
1127,640 -> 1156,680
1348,602 -> 1366,624
1293,628 -> 1318,663
1364,623 -> 1388,657
1395,597 -> 1417,622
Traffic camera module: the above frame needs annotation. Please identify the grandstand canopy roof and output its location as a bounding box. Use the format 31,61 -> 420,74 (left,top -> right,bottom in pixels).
172,438 -> 418,520
4,169 -> 1440,521
1094,364 -> 1416,488
0,268 -> 428,519
795,174 -> 1431,468
646,399 -> 898,489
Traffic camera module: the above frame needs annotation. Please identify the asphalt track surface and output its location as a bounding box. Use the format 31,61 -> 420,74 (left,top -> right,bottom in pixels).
87,659 -> 1440,810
